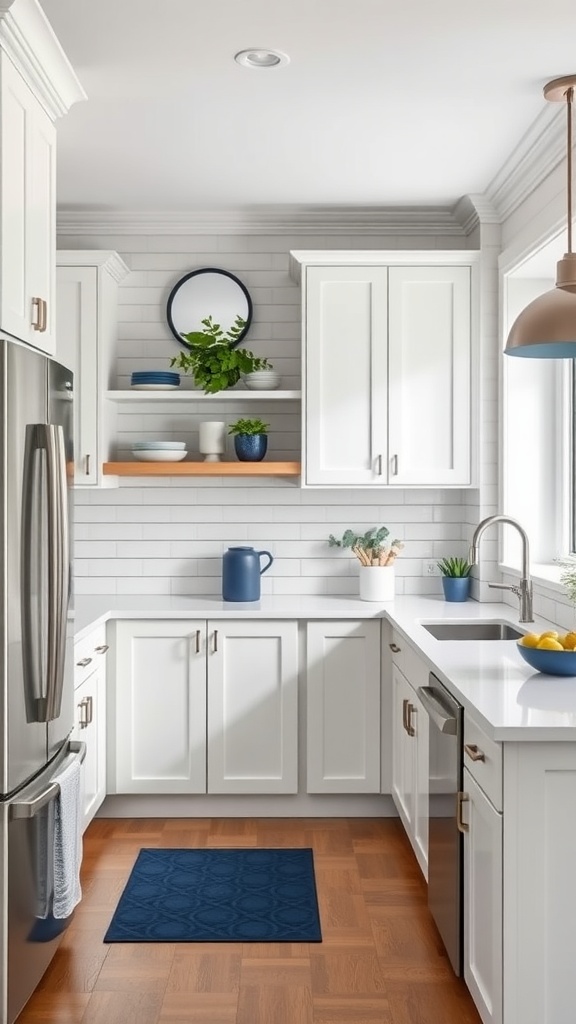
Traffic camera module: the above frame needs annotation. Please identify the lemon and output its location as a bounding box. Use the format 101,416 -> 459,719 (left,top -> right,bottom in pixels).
536,637 -> 564,651
563,632 -> 576,650
520,633 -> 541,648
539,631 -> 559,640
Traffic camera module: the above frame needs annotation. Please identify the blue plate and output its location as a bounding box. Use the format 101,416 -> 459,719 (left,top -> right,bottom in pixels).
516,641 -> 576,676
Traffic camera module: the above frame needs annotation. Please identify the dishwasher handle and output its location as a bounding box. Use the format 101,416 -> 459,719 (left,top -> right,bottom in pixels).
417,685 -> 458,735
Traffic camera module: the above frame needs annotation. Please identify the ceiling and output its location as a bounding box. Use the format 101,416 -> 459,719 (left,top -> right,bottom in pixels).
41,0 -> 576,215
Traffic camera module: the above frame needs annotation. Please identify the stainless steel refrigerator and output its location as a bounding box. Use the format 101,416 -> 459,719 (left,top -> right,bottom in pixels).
0,338 -> 81,1024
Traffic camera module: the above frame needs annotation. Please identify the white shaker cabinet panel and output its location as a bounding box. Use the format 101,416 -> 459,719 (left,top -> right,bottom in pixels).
463,767 -> 503,1024
0,55 -> 56,354
295,251 -> 476,488
388,265 -> 471,486
72,661 -> 106,832
56,252 -> 129,487
306,620 -> 381,793
113,620 -> 207,794
391,662 -> 429,878
207,620 -> 298,794
304,265 -> 388,486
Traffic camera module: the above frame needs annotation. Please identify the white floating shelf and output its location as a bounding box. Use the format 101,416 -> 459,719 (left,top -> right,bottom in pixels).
106,390 -> 301,402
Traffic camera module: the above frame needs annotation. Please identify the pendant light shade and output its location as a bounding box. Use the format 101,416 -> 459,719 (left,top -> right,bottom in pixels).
505,75 -> 576,358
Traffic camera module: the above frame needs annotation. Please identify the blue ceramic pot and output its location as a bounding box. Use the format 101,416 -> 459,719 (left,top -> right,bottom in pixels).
222,546 -> 274,601
234,433 -> 268,462
442,576 -> 471,602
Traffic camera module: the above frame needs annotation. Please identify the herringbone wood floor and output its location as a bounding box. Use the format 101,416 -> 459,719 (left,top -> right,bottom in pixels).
17,817 -> 481,1024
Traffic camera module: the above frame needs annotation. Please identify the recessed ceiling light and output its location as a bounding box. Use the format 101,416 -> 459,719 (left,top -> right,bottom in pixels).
234,49 -> 290,69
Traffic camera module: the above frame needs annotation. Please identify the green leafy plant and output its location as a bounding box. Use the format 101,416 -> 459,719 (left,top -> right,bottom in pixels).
328,527 -> 404,567
170,315 -> 272,394
228,418 -> 270,436
436,556 -> 473,578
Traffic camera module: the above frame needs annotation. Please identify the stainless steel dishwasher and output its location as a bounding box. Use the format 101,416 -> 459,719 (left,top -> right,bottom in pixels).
418,673 -> 463,976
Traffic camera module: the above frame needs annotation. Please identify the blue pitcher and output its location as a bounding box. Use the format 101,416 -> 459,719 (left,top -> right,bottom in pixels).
222,546 -> 274,602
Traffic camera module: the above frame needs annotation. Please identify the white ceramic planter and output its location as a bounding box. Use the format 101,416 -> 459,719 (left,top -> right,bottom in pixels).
359,565 -> 395,602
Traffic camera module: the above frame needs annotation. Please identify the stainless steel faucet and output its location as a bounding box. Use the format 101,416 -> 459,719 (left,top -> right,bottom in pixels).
468,514 -> 534,623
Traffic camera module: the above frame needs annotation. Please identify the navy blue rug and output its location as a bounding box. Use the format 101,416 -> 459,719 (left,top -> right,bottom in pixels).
104,847 -> 322,943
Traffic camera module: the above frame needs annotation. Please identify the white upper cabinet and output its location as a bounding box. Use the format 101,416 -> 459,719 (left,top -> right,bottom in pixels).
0,1 -> 85,355
56,252 -> 129,486
291,251 -> 477,488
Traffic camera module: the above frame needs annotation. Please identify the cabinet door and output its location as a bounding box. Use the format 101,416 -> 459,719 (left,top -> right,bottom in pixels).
411,687 -> 429,879
0,56 -> 55,354
113,621 -> 207,794
391,664 -> 416,831
73,662 -> 106,831
304,265 -> 388,486
388,265 -> 471,486
56,266 -> 99,483
306,620 -> 380,793
207,620 -> 298,794
463,768 -> 503,1024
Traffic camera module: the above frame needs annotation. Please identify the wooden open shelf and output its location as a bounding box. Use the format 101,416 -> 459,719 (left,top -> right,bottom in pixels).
103,461 -> 301,477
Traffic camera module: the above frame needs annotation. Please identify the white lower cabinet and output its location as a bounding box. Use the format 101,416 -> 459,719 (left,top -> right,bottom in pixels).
72,627 -> 108,831
306,620 -> 381,793
391,660 -> 429,877
111,619 -> 298,795
462,767 -> 503,1024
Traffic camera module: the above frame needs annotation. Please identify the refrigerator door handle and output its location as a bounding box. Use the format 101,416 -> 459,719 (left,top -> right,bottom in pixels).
45,423 -> 69,721
8,741 -> 86,820
21,424 -> 69,723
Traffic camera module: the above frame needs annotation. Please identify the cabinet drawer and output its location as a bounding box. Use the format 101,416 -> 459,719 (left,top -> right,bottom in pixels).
463,713 -> 502,812
74,624 -> 108,688
388,629 -> 406,674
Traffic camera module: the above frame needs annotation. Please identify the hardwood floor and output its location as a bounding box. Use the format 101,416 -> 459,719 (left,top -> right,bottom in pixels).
17,818 -> 481,1024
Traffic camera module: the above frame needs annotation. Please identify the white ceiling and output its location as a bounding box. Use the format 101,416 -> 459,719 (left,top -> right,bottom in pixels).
41,0 -> 576,214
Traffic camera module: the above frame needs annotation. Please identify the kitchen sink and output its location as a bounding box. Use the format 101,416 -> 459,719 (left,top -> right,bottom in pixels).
421,620 -> 524,641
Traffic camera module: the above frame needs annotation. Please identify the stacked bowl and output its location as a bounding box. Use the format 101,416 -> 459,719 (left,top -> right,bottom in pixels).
131,371 -> 180,390
132,441 -> 187,463
242,370 -> 281,391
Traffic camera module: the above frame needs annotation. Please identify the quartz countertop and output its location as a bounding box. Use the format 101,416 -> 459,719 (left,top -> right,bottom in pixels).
73,593 -> 576,741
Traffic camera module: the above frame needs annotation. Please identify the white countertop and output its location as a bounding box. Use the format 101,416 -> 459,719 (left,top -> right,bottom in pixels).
73,593 -> 576,741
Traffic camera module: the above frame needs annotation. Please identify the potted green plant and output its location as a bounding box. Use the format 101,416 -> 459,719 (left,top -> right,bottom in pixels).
437,556 -> 473,602
170,315 -> 273,394
328,527 -> 405,601
228,417 -> 270,462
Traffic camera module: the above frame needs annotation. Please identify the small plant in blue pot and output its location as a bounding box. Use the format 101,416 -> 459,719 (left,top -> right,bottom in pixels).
437,556 -> 473,602
228,417 -> 270,462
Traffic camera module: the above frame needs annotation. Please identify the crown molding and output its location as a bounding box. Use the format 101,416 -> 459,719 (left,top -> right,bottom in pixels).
57,249 -> 130,283
56,205 -> 467,237
485,104 -> 565,222
0,0 -> 86,119
452,194 -> 500,235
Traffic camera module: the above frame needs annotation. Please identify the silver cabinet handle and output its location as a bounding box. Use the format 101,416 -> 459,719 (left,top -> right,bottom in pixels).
40,298 -> 48,332
195,629 -> 201,654
464,743 -> 485,762
85,454 -> 91,476
78,696 -> 90,728
391,454 -> 399,476
94,644 -> 109,654
76,657 -> 92,668
376,454 -> 383,476
213,630 -> 218,653
406,702 -> 416,737
402,698 -> 409,732
31,296 -> 42,331
87,694 -> 93,724
389,642 -> 401,653
457,791 -> 470,833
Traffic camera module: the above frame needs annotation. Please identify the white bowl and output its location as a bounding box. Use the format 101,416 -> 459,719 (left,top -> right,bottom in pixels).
133,450 -> 187,462
243,372 -> 281,391
132,441 -> 187,450
131,383 -> 180,391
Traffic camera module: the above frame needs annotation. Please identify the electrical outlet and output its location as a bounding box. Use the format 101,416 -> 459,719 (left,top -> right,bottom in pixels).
424,560 -> 439,576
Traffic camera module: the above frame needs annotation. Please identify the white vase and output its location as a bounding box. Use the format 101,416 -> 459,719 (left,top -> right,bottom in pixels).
359,565 -> 395,602
199,421 -> 226,461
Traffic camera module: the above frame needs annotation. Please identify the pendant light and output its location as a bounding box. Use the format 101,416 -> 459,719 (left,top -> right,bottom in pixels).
505,75 -> 576,358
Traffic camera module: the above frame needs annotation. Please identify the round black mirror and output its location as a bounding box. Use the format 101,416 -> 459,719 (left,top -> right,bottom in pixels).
166,268 -> 253,348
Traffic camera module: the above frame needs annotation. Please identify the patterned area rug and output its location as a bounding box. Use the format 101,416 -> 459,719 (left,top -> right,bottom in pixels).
104,847 -> 322,942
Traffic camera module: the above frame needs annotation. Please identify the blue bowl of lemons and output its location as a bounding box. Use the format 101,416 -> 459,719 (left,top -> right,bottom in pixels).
517,630 -> 576,676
